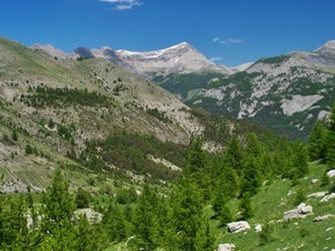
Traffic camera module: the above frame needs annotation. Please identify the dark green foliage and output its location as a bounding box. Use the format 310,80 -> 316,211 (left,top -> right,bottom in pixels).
103,202 -> 128,243
224,136 -> 244,173
325,131 -> 335,165
11,130 -> 18,141
0,196 -> 30,250
259,222 -> 274,245
132,185 -> 160,250
240,194 -> 253,219
146,108 -> 171,123
290,143 -> 309,179
81,131 -> 187,181
241,156 -> 261,196
75,217 -> 108,251
320,171 -> 330,187
195,219 -> 215,251
75,187 -> 91,209
115,187 -> 138,204
186,137 -> 207,175
41,169 -> 76,230
48,118 -> 55,129
294,188 -> 306,206
57,124 -> 74,142
171,177 -> 204,250
308,121 -> 328,160
21,86 -> 114,108
25,144 -> 33,155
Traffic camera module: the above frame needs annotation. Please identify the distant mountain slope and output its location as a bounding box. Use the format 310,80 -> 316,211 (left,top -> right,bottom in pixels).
187,41 -> 335,139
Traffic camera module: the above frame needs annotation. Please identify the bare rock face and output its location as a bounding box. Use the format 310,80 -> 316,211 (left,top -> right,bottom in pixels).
327,169 -> 335,178
284,203 -> 313,220
217,243 -> 236,251
227,221 -> 251,233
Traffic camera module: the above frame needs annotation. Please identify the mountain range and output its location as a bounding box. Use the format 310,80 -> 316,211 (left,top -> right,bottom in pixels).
33,39 -> 335,139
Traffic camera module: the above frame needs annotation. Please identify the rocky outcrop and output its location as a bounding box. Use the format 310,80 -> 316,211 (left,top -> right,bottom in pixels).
327,169 -> 335,178
217,243 -> 236,251
255,223 -> 262,233
284,203 -> 313,220
313,214 -> 334,222
320,193 -> 335,203
227,221 -> 251,233
307,191 -> 328,198
74,208 -> 103,224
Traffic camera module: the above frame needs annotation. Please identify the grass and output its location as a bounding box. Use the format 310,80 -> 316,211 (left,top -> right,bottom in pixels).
212,161 -> 335,250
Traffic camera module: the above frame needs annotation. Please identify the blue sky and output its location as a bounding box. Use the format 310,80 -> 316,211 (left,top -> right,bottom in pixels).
0,0 -> 334,66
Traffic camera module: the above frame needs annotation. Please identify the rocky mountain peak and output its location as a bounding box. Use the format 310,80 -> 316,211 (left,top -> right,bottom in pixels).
314,40 -> 335,58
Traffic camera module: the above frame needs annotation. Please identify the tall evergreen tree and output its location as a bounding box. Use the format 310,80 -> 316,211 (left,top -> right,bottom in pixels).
132,185 -> 160,250
308,121 -> 328,160
195,219 -> 215,251
40,169 -> 77,251
224,136 -> 244,174
103,202 -> 128,243
171,177 -> 204,251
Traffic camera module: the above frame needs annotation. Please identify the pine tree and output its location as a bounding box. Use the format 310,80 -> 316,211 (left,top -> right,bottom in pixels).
224,136 -> 244,174
325,131 -> 335,165
75,187 -> 91,209
40,169 -> 77,251
132,185 -> 160,250
103,202 -> 127,242
75,216 -> 108,251
259,221 -> 273,245
290,143 -> 309,179
308,121 -> 328,160
171,176 -> 204,251
240,194 -> 253,219
241,156 -> 260,196
0,196 -> 29,250
195,219 -> 215,251
186,137 -> 206,175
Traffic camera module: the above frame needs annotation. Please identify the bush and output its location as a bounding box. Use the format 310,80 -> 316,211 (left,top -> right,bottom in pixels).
259,222 -> 273,245
75,188 -> 91,209
11,130 -> 18,141
25,144 -> 33,155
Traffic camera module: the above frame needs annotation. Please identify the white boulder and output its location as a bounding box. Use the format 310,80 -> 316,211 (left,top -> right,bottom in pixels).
74,208 -> 103,224
327,169 -> 335,177
284,203 -> 313,220
320,193 -> 335,202
307,191 -> 328,198
314,214 -> 334,222
297,203 -> 313,214
255,223 -> 262,233
217,243 -> 235,251
227,221 -> 251,233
